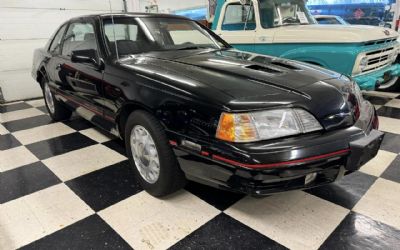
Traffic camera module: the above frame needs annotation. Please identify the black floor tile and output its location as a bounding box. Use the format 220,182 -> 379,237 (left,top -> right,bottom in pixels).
380,132 -> 400,154
0,102 -> 32,113
185,181 -> 245,211
2,114 -> 53,132
377,106 -> 400,119
102,139 -> 126,156
170,213 -> 287,250
20,214 -> 132,250
320,212 -> 400,250
381,155 -> 400,183
306,171 -> 377,209
36,105 -> 49,114
63,118 -> 94,131
363,95 -> 391,105
65,160 -> 142,211
0,134 -> 21,150
0,162 -> 61,203
26,132 -> 97,160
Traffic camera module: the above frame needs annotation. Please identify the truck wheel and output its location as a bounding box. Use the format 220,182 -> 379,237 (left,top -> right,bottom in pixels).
378,77 -> 399,92
42,79 -> 72,121
125,110 -> 186,197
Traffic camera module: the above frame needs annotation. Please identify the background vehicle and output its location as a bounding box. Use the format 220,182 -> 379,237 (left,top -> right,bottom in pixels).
210,0 -> 400,91
32,13 -> 382,197
314,15 -> 349,25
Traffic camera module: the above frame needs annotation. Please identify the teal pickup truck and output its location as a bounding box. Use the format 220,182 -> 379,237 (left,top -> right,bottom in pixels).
211,0 -> 400,91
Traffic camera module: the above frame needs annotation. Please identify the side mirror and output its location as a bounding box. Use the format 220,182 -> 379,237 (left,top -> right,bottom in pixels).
71,49 -> 103,69
384,23 -> 392,28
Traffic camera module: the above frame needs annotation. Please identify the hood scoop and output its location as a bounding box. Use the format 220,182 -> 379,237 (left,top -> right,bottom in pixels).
270,61 -> 300,70
245,64 -> 281,74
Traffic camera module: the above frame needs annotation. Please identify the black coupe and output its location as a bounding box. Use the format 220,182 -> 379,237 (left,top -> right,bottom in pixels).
32,13 -> 383,197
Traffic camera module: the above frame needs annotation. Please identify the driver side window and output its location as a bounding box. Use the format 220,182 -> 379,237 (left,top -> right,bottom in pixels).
222,3 -> 256,31
49,24 -> 67,54
62,22 -> 97,57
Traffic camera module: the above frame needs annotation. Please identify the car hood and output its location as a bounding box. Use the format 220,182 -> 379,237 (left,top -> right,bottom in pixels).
273,24 -> 398,43
120,49 -> 356,129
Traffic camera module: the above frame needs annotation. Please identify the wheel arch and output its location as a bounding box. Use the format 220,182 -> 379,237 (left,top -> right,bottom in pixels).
116,102 -> 156,139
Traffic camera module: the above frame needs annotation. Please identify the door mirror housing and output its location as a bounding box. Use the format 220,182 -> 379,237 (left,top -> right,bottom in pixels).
71,49 -> 104,69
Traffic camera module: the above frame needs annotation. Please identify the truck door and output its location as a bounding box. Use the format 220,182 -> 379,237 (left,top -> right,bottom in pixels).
214,0 -> 257,52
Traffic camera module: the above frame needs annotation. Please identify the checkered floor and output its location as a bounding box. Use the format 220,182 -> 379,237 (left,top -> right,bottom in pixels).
1,91 -> 400,250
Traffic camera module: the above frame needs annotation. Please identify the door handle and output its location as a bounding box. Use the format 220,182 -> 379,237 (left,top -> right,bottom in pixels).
55,64 -> 61,70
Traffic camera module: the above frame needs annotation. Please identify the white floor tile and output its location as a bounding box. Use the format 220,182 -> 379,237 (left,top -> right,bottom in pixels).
0,124 -> 8,135
0,183 -> 93,249
26,99 -> 45,107
374,105 -> 382,110
0,146 -> 38,172
12,122 -> 75,145
79,128 -> 114,143
225,191 -> 349,250
378,116 -> 400,134
42,144 -> 126,181
385,99 -> 400,109
99,190 -> 220,250
353,178 -> 400,230
359,150 -> 397,177
0,108 -> 44,123
364,91 -> 399,99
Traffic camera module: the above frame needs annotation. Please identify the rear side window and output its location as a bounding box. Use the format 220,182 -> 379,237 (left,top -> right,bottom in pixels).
49,24 -> 67,54
222,3 -> 256,30
62,22 -> 97,57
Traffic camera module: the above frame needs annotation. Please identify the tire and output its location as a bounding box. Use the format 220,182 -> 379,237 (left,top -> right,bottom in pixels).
42,78 -> 72,121
124,110 -> 186,197
377,77 -> 400,92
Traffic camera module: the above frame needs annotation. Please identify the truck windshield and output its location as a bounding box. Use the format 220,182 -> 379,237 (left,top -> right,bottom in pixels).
103,17 -> 226,57
259,0 -> 316,28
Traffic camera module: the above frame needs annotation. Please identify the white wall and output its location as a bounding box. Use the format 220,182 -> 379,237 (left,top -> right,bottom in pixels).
0,0 -> 124,102
132,0 -> 207,13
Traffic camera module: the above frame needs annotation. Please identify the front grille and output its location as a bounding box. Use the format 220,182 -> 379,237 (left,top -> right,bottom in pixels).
361,46 -> 395,73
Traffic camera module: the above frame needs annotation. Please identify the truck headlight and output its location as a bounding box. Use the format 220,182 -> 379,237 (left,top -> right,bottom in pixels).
216,109 -> 323,142
359,56 -> 368,71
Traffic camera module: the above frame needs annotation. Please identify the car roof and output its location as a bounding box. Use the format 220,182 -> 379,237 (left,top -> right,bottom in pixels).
69,12 -> 190,21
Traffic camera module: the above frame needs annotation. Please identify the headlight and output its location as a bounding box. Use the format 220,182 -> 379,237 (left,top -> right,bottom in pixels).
216,109 -> 323,142
359,56 -> 368,71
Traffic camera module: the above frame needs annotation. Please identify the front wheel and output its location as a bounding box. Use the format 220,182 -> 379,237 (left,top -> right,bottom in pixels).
377,76 -> 399,92
124,110 -> 186,197
42,79 -> 72,121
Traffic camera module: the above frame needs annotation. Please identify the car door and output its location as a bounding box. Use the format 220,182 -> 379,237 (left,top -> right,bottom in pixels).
215,1 -> 256,52
57,18 -> 107,126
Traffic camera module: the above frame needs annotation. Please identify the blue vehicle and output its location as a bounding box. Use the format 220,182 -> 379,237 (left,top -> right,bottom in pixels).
211,0 -> 400,90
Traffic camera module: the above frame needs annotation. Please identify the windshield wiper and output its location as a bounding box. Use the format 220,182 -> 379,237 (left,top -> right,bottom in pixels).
176,46 -> 213,50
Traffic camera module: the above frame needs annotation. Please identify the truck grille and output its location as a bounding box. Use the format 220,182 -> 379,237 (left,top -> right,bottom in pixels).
361,46 -> 395,73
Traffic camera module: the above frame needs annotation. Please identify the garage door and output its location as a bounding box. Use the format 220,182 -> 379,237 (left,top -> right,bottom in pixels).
0,0 -> 124,102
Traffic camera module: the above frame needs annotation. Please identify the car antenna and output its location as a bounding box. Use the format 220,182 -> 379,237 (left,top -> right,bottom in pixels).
108,0 -> 119,61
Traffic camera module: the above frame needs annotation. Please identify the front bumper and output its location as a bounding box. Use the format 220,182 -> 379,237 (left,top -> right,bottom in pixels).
353,63 -> 400,90
170,102 -> 384,195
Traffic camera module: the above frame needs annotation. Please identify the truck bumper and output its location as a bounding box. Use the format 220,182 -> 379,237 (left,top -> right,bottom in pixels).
353,63 -> 400,90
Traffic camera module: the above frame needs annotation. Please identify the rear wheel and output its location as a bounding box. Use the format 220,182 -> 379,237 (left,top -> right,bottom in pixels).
42,79 -> 72,121
125,110 -> 186,197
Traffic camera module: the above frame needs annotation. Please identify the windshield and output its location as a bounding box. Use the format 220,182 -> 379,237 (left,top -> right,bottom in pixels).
103,17 -> 226,57
259,0 -> 316,28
